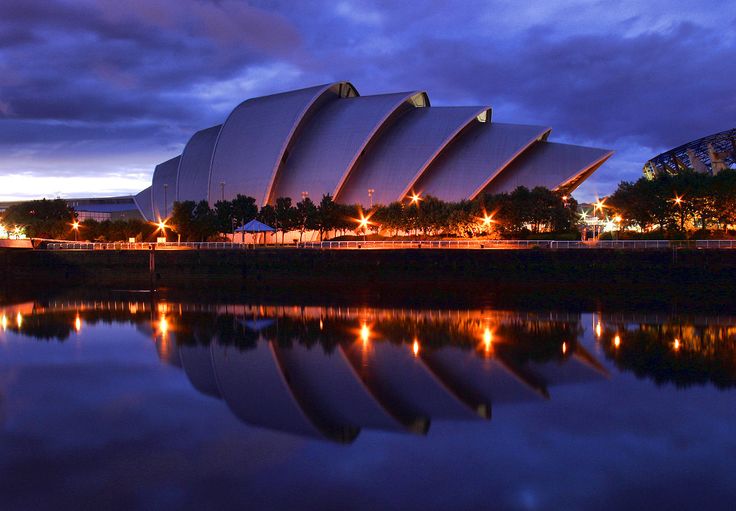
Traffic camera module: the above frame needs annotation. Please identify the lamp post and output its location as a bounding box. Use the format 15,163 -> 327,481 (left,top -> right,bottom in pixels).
72,221 -> 79,241
368,188 -> 374,208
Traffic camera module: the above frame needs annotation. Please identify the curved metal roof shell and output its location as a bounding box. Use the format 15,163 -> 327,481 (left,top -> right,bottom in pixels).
208,82 -> 357,206
177,344 -> 222,399
210,340 -> 331,440
482,142 -> 613,195
269,92 -> 426,204
336,106 -> 488,206
133,186 -> 153,222
177,125 -> 222,204
413,123 -> 551,203
151,155 -> 180,221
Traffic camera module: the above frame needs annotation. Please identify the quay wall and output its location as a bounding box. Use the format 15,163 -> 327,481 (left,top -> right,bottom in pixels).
1,248 -> 734,288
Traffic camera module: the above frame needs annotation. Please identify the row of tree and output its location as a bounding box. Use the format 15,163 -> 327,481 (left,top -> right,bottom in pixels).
0,187 -> 578,242
607,169 -> 736,234
168,187 -> 578,242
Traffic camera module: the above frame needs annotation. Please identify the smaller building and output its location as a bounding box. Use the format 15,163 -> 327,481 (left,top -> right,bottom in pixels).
644,128 -> 736,178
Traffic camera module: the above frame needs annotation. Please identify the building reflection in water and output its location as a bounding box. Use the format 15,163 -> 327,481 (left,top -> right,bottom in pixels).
3,299 -> 736,442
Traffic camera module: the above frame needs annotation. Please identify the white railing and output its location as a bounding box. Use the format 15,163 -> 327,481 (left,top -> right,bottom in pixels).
42,239 -> 736,251
44,241 -> 253,251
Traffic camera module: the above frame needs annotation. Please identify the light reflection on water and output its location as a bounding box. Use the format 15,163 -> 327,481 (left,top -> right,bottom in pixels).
1,296 -> 736,509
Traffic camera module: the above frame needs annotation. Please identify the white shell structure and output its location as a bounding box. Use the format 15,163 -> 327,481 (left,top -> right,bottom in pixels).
136,82 -> 612,220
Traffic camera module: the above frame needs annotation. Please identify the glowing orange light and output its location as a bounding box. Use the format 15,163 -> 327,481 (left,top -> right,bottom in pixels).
412,339 -> 420,357
72,221 -> 79,230
1,314 -> 6,331
673,194 -> 683,206
358,216 -> 369,229
482,214 -> 493,227
360,323 -> 370,346
157,221 -> 167,231
613,215 -> 622,223
673,338 -> 680,351
159,315 -> 169,335
319,319 -> 324,330
562,341 -> 567,354
594,198 -> 606,213
595,321 -> 602,338
74,314 -> 82,333
16,312 -> 22,329
614,335 -> 621,348
409,192 -> 422,204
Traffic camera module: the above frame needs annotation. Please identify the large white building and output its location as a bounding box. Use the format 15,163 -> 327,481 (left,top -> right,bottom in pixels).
135,82 -> 613,221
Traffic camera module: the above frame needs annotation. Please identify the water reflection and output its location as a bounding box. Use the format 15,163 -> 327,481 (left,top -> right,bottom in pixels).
2,299 -> 736,443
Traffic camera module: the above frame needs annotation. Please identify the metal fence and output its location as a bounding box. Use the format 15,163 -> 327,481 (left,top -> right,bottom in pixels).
43,239 -> 736,251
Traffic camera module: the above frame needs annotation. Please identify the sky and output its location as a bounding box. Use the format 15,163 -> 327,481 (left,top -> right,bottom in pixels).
0,0 -> 734,202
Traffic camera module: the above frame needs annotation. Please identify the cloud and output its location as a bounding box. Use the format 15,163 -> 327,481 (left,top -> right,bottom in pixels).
0,0 -> 733,200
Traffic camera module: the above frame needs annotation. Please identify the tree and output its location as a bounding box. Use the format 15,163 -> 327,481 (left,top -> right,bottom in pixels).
1,198 -> 76,239
257,204 -> 277,244
214,200 -> 234,235
295,197 -> 318,242
191,200 -> 219,241
171,201 -> 196,241
232,194 -> 258,227
316,194 -> 338,240
274,197 -> 296,244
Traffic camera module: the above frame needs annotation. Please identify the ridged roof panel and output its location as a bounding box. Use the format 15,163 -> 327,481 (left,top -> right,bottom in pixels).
336,106 -> 487,206
133,186 -> 153,222
177,125 -> 221,203
482,142 -> 613,195
208,83 -> 351,206
270,92 -> 423,204
151,155 -> 180,221
414,123 -> 550,202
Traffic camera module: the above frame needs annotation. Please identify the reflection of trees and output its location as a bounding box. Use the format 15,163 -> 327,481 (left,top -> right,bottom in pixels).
494,321 -> 582,365
5,312 -> 74,341
602,325 -> 736,389
8,307 -> 582,366
173,313 -> 258,350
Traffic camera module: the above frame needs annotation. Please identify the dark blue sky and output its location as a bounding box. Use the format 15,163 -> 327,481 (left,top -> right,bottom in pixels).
0,0 -> 734,201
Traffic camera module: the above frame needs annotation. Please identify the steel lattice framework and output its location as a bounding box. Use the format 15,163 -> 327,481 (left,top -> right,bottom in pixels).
644,128 -> 736,178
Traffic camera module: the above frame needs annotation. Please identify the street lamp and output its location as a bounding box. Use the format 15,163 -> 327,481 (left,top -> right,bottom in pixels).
72,221 -> 79,241
409,192 -> 422,205
368,188 -> 375,208
357,215 -> 370,242
156,220 -> 167,241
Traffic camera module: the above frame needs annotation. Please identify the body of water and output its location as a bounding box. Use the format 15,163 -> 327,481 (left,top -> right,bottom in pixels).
1,293 -> 735,510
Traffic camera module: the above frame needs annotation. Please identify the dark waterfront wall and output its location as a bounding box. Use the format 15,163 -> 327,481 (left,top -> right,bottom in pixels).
2,247 -> 735,284
2,248 -> 736,312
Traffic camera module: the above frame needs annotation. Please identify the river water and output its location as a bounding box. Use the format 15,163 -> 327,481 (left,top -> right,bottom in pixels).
1,291 -> 735,510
